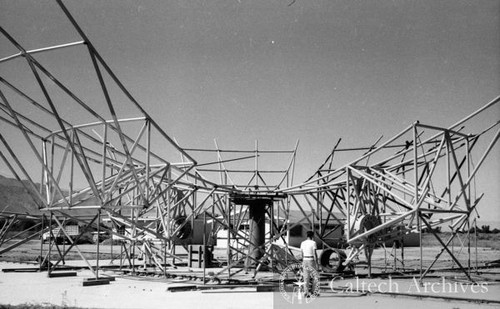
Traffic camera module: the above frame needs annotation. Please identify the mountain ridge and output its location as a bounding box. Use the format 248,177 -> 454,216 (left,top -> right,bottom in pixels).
0,174 -> 43,216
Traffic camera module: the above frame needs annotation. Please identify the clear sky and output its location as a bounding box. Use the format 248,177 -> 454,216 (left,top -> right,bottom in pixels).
1,0 -> 499,225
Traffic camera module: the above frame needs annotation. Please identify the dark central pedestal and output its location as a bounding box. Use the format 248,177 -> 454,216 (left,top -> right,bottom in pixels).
246,201 -> 266,268
230,193 -> 286,269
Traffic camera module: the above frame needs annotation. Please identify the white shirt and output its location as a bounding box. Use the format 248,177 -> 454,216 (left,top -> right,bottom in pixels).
300,239 -> 317,258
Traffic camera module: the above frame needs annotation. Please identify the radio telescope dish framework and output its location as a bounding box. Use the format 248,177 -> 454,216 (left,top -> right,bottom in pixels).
0,0 -> 499,283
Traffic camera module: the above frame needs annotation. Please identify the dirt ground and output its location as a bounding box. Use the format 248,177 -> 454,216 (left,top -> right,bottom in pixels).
0,233 -> 499,308
0,260 -> 499,309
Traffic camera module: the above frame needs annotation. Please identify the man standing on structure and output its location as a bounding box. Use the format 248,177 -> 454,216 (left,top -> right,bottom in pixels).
300,231 -> 318,296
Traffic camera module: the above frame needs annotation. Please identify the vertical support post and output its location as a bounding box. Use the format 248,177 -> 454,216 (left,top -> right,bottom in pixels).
48,211 -> 53,276
270,201 -> 274,270
474,219 -> 478,273
40,146 -> 45,199
109,218 -> 114,266
401,241 -> 405,269
311,205 -> 316,251
318,190 -> 322,249
192,178 -> 197,246
418,211 -> 423,282
163,240 -> 167,278
166,167 -> 171,240
467,216 -> 471,275
466,138 -> 472,275
413,124 -> 419,205
62,226 -> 65,265
466,138 -> 471,205
346,167 -> 351,240
226,192 -> 231,277
446,132 -> 454,263
146,120 -> 151,206
203,209 -> 207,284
131,208 -> 136,275
165,166 -> 172,266
120,241 -> 123,270
188,245 -> 193,268
413,124 -> 423,283
42,140 -> 50,205
69,129 -> 75,206
285,171 -> 290,266
49,135 -> 55,203
39,214 -> 45,271
384,243 -> 387,272
233,199 -> 238,261
96,210 -> 100,279
366,246 -> 372,278
101,123 -> 107,197
392,242 -> 396,271
110,232 -> 113,265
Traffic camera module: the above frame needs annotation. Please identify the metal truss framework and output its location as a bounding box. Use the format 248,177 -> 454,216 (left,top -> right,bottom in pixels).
282,103 -> 500,280
0,0 -> 499,283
